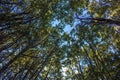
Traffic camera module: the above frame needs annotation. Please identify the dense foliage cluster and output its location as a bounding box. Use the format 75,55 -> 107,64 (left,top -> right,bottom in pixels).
0,0 -> 120,80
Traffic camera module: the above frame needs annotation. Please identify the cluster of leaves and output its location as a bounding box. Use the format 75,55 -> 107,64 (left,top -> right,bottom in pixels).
0,0 -> 120,80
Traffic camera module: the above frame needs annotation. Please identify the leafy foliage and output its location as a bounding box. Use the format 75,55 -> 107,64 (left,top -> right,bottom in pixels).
0,0 -> 120,80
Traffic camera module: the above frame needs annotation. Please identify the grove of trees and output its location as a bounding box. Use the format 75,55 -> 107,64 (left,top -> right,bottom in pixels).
0,0 -> 120,80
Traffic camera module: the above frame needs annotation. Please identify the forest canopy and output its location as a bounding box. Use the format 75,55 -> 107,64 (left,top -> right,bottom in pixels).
0,0 -> 120,80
